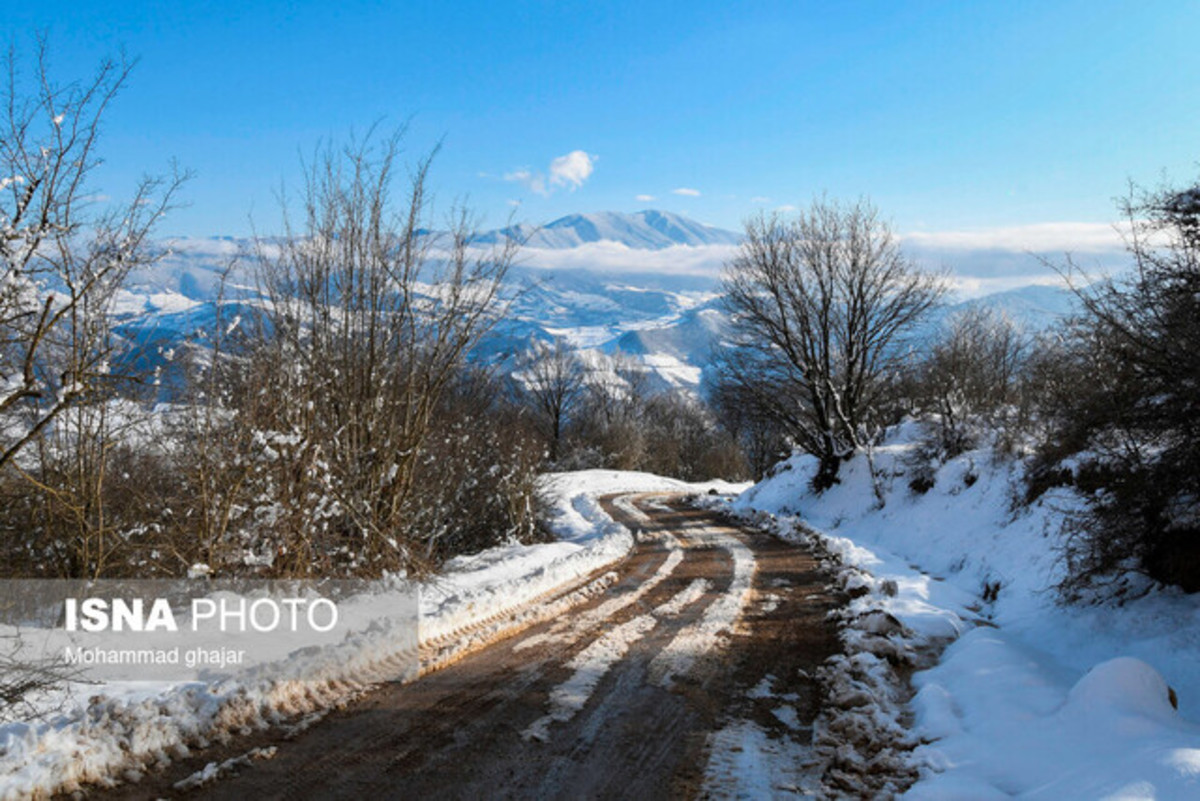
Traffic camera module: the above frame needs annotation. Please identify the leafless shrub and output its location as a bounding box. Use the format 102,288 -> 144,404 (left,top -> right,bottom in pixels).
515,337 -> 585,465
562,350 -> 652,471
1037,176 -> 1200,595
0,40 -> 185,578
912,306 -> 1028,459
638,390 -> 746,482
547,349 -> 748,481
407,369 -> 546,565
709,358 -> 791,481
0,631 -> 81,720
205,131 -> 518,577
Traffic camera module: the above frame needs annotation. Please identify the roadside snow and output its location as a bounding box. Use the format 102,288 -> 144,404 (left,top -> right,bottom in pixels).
173,746 -> 278,792
730,422 -> 1200,799
0,470 -> 736,799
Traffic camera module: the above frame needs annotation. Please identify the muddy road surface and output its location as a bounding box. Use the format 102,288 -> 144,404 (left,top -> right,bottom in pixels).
97,494 -> 843,800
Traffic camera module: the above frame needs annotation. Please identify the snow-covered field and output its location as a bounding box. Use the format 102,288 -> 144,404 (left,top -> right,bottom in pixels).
0,470 -> 732,799
729,422 -> 1200,799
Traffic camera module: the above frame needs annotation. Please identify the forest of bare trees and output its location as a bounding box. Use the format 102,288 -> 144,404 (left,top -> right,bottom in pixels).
715,186 -> 1200,594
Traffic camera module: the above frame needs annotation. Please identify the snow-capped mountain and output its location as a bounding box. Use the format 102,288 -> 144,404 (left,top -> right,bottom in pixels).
475,210 -> 742,250
118,209 -> 737,311
109,213 -> 1078,398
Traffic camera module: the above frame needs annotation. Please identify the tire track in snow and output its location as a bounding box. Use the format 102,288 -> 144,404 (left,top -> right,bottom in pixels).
522,613 -> 659,742
514,497 -> 685,652
420,570 -> 620,674
611,493 -> 653,527
94,495 -> 843,801
522,577 -> 712,742
654,577 -> 712,617
651,526 -> 757,685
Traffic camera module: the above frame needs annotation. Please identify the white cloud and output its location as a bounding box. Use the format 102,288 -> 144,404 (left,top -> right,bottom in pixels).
775,204 -> 798,213
513,241 -> 738,278
750,196 -> 770,204
901,221 -> 1127,253
671,187 -> 701,197
504,150 -> 595,196
901,221 -> 1134,281
504,168 -> 545,195
548,150 -> 595,191
945,273 -> 1070,300
495,220 -> 1131,282
635,194 -> 656,202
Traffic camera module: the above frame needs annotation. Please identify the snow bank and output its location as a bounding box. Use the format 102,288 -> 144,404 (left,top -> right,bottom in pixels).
0,469 -> 732,798
730,424 -> 1200,799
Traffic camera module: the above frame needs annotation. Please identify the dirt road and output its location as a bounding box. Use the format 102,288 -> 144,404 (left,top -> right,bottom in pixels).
99,495 -> 843,800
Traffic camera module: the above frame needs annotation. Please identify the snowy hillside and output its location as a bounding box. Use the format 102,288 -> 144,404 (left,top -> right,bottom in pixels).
927,284 -> 1079,334
725,425 -> 1200,798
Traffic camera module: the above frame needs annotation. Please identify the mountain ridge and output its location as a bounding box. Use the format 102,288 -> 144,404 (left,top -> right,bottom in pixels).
113,213 -> 1078,397
474,209 -> 742,250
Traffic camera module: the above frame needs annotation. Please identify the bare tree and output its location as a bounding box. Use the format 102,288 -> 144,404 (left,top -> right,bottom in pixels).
709,363 -> 789,480
517,337 -> 585,464
916,306 -> 1027,457
0,39 -> 185,471
231,131 -> 518,576
0,40 -> 185,580
639,390 -> 746,481
721,198 -> 944,489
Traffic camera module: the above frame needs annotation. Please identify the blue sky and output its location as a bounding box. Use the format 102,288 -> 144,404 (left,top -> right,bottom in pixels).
9,1 -> 1199,242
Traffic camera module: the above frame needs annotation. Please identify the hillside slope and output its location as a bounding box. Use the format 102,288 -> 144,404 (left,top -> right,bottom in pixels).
728,425 -> 1200,798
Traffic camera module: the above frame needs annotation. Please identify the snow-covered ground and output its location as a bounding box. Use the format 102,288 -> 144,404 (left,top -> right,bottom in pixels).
729,421 -> 1200,799
0,470 -> 734,799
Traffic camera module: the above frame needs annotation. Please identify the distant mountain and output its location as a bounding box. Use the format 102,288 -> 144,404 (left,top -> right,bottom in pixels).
475,210 -> 742,250
108,222 -> 1080,401
958,284 -> 1078,327
121,212 -> 736,312
931,285 -> 1078,334
571,285 -> 1080,394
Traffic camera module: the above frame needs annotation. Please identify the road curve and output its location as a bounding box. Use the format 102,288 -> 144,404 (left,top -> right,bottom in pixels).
97,494 -> 843,800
